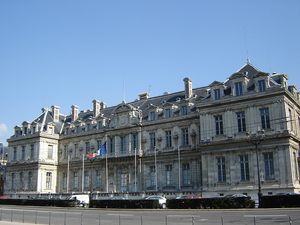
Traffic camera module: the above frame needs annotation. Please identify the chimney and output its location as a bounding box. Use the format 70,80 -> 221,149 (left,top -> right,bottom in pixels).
51,105 -> 60,122
138,92 -> 150,100
183,77 -> 193,99
71,105 -> 79,121
100,102 -> 107,109
93,100 -> 101,117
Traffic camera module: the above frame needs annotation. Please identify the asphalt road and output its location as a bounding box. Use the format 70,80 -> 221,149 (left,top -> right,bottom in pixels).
0,205 -> 299,225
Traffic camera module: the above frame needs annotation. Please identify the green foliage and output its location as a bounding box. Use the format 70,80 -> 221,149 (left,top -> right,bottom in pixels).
90,199 -> 160,209
261,195 -> 300,208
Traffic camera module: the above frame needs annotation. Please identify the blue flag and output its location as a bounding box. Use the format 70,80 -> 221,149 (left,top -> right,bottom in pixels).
97,141 -> 107,155
0,147 -> 3,155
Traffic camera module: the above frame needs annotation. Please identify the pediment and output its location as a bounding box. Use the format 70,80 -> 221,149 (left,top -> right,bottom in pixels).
229,72 -> 247,80
209,81 -> 224,87
112,101 -> 135,114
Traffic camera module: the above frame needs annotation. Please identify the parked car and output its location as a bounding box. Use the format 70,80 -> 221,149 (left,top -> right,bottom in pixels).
225,194 -> 249,198
34,196 -> 49,200
110,196 -> 126,200
145,196 -> 167,209
180,195 -> 202,199
276,192 -> 300,196
224,194 -> 255,208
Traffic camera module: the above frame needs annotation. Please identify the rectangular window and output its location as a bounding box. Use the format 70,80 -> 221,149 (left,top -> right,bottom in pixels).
120,137 -> 126,153
260,108 -> 271,130
166,109 -> 171,118
264,153 -> 275,180
65,128 -> 69,135
214,89 -> 221,100
46,172 -> 52,189
87,124 -> 91,131
165,165 -> 172,186
20,172 -> 23,189
215,115 -> 224,135
98,121 -> 103,129
28,172 -> 32,189
64,146 -> 67,159
74,144 -> 78,158
182,106 -> 187,115
13,147 -> 17,160
96,170 -> 101,188
289,109 -> 293,131
150,133 -> 156,149
84,171 -> 89,189
237,112 -> 246,133
32,127 -> 36,134
294,152 -> 299,180
150,112 -> 155,121
132,135 -> 138,151
73,171 -> 78,189
30,144 -> 34,159
63,172 -> 67,189
235,82 -> 243,96
11,173 -> 15,189
182,163 -> 190,185
181,128 -> 189,145
258,80 -> 266,92
239,155 -> 249,181
47,145 -> 53,159
150,166 -> 156,187
165,130 -> 172,148
217,157 -> 226,182
76,126 -> 80,133
120,170 -> 127,191
109,138 -> 114,153
85,142 -> 90,154
22,146 -> 25,160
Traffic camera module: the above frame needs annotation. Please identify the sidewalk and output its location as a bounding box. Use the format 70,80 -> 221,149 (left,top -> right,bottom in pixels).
0,222 -> 39,225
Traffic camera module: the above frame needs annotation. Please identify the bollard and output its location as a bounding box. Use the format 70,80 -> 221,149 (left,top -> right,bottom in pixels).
49,212 -> 51,225
81,213 -> 83,225
253,216 -> 256,225
64,213 -> 66,225
192,216 -> 194,225
0,209 -> 2,221
289,216 -> 292,225
35,211 -> 38,224
165,216 -> 168,225
99,214 -> 101,225
11,210 -> 13,222
141,215 -> 143,225
23,211 -> 25,223
119,215 -> 121,225
221,216 -> 224,225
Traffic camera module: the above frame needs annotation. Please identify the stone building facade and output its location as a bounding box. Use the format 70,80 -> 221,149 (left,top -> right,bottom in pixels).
4,62 -> 300,201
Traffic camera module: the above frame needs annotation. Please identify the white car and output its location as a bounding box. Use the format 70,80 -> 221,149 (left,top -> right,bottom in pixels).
146,196 -> 167,209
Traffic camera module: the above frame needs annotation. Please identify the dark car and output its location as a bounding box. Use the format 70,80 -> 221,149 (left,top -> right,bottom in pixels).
180,195 -> 202,199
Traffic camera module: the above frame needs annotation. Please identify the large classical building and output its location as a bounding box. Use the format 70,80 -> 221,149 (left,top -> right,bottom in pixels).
4,62 -> 300,201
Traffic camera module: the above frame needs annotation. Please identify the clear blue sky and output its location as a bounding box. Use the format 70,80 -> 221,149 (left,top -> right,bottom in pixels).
1,0 -> 299,146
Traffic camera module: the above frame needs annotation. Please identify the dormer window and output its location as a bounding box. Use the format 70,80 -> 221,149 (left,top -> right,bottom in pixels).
24,127 -> 27,135
76,126 -> 80,133
32,127 -> 36,134
182,106 -> 187,115
235,82 -> 243,96
87,124 -> 91,131
166,109 -> 171,118
98,121 -> 103,129
65,128 -> 69,135
150,112 -> 155,121
214,89 -> 221,100
258,80 -> 266,92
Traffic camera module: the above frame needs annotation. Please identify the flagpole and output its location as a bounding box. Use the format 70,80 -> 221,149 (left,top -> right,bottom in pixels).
155,146 -> 157,192
82,153 -> 84,192
178,144 -> 180,190
106,153 -> 108,192
134,148 -> 137,192
67,154 -> 69,193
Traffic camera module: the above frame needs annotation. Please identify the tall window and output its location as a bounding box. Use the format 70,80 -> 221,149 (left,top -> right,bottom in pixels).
215,115 -> 224,135
97,141 -> 102,151
47,145 -> 53,159
120,169 -> 127,191
150,112 -> 155,121
98,121 -> 103,129
260,108 -> 271,130
64,146 -> 67,159
11,173 -> 15,189
235,82 -> 243,96
20,172 -> 23,189
182,106 -> 187,115
182,163 -> 190,185
30,144 -> 34,159
132,134 -> 138,151
87,124 -> 91,131
22,146 -> 25,160
165,130 -> 172,148
85,142 -> 90,154
96,170 -> 101,188
73,171 -> 78,189
237,112 -> 246,133
76,126 -> 80,133
165,165 -> 172,186
109,137 -> 114,153
28,172 -> 32,189
13,147 -> 17,160
239,155 -> 249,181
166,109 -> 171,118
289,109 -> 293,130
74,144 -> 78,158
258,80 -> 266,92
120,137 -> 126,153
214,89 -> 221,100
150,166 -> 156,187
65,128 -> 69,135
217,157 -> 226,182
84,171 -> 89,189
264,153 -> 274,180
63,172 -> 67,189
181,128 -> 189,145
150,133 -> 156,149
46,172 -> 52,189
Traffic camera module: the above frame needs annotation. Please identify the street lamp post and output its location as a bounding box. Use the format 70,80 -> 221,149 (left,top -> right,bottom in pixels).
246,131 -> 265,208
